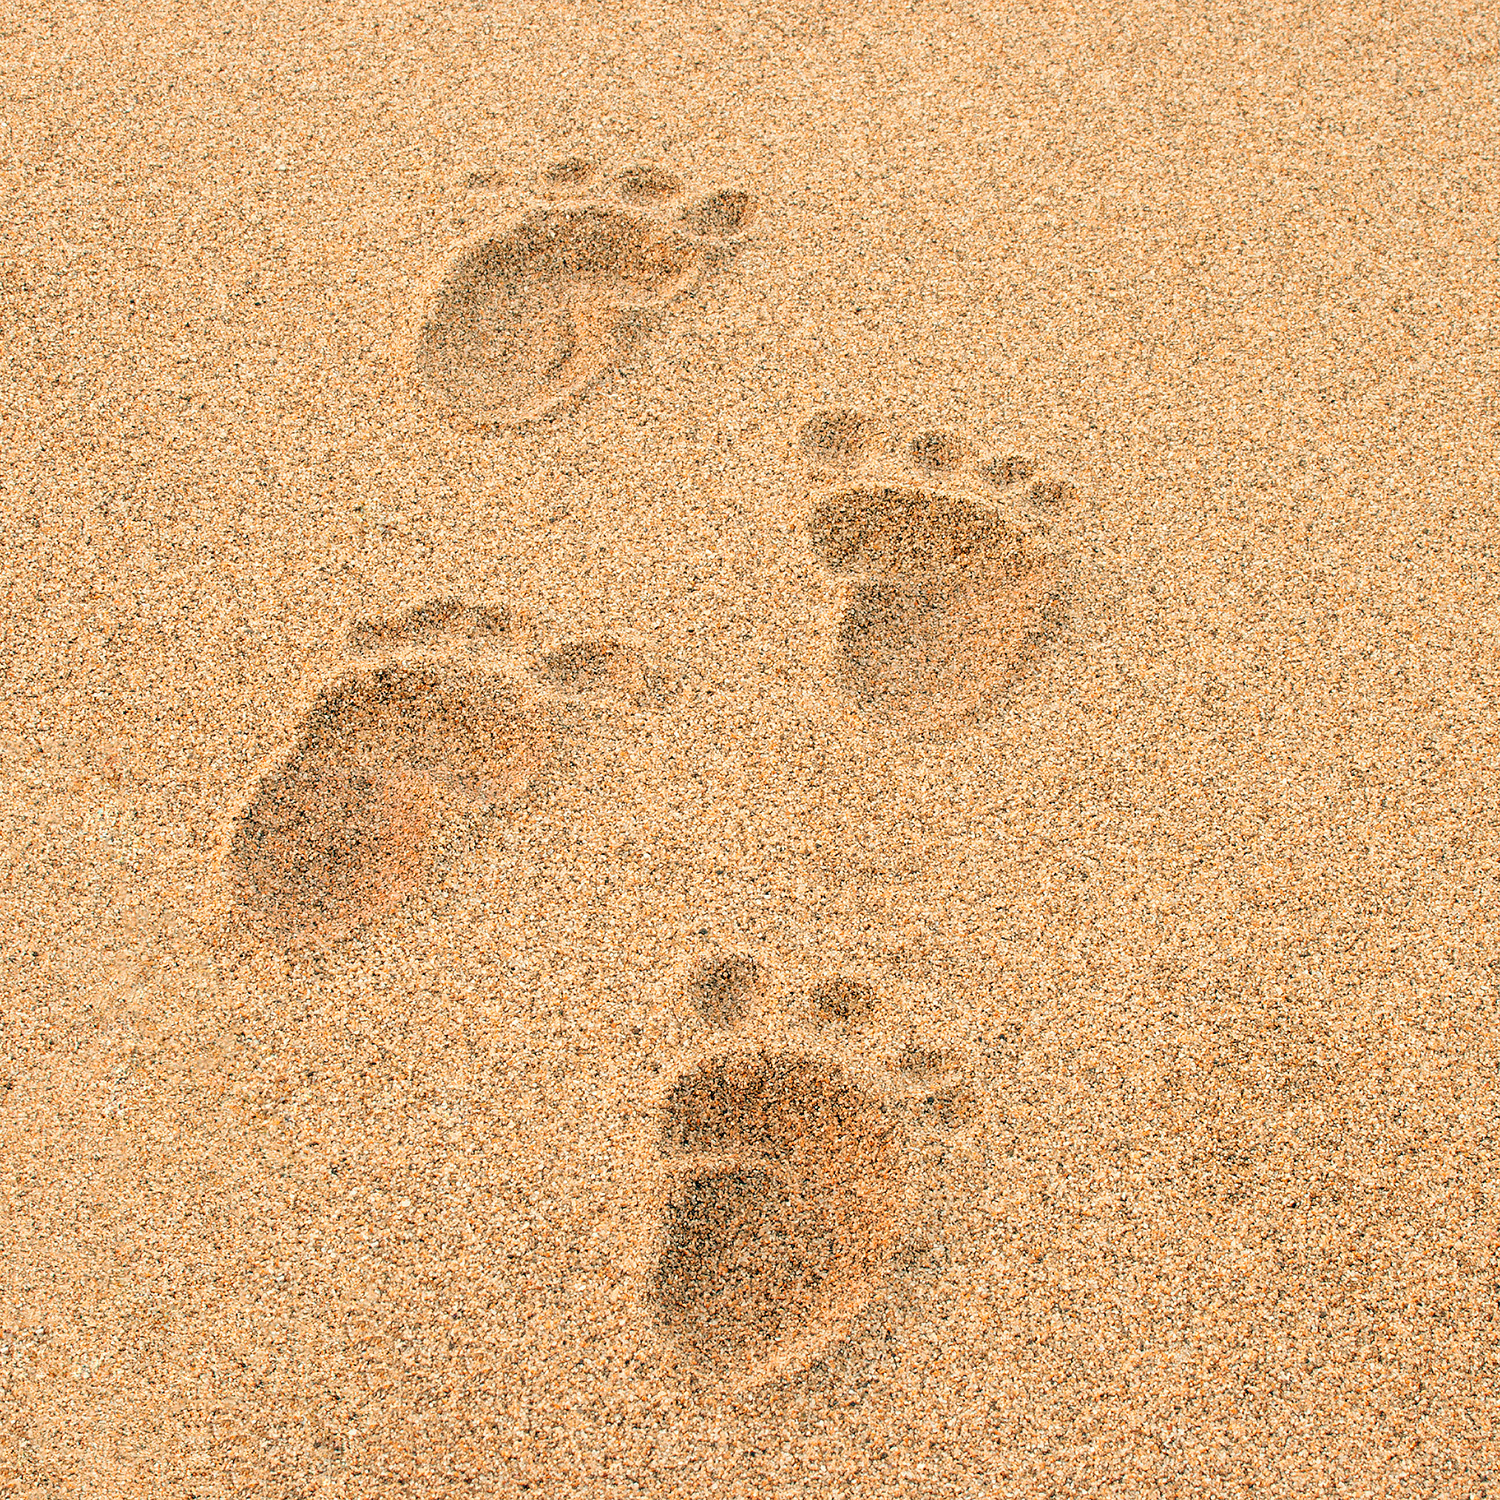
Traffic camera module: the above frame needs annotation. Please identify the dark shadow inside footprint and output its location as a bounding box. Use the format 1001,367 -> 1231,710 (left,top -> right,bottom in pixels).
908,429 -> 971,472
443,211 -> 700,305
653,1169 -> 836,1354
237,761 -> 433,922
839,577 -> 953,658
652,1051 -> 900,1364
978,453 -> 1036,487
898,1048 -> 978,1128
897,1045 -> 950,1078
229,666 -> 543,933
536,638 -> 624,692
915,1084 -> 979,1130
1027,477 -> 1076,509
544,158 -> 599,188
534,637 -> 669,706
614,167 -> 685,204
658,1051 -> 888,1162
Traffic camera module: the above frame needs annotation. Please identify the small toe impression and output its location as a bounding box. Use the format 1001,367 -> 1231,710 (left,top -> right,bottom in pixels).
543,157 -> 599,189
679,189 -> 757,239
345,597 -> 513,655
907,429 -> 973,473
978,453 -> 1036,487
798,408 -> 875,466
808,977 -> 876,1023
685,953 -> 763,1028
613,167 -> 685,205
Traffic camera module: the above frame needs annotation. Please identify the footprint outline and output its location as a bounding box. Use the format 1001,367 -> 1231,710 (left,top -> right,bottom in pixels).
214,598 -> 672,943
619,951 -> 980,1394
411,158 -> 757,429
797,407 -> 1081,727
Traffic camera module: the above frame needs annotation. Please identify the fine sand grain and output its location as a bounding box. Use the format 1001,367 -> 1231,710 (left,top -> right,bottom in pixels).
3,1 -> 1499,1495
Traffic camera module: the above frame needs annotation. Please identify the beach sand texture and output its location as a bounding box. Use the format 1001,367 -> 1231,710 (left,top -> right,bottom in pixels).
3,0 -> 1499,1494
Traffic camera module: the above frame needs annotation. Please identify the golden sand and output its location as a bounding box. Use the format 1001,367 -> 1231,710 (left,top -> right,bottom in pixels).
3,1 -> 1497,1494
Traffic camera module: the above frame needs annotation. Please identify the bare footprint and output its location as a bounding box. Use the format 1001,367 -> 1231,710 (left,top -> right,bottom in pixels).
413,159 -> 757,428
798,410 -> 1080,726
218,599 -> 669,941
625,954 -> 979,1393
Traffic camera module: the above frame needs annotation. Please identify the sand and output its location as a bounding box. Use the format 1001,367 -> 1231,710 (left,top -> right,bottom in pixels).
3,0 -> 1498,1494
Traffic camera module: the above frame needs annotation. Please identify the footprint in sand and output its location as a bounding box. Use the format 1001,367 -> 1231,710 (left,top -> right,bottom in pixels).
220,599 -> 668,940
629,952 -> 979,1392
413,158 -> 757,428
798,409 -> 1081,724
